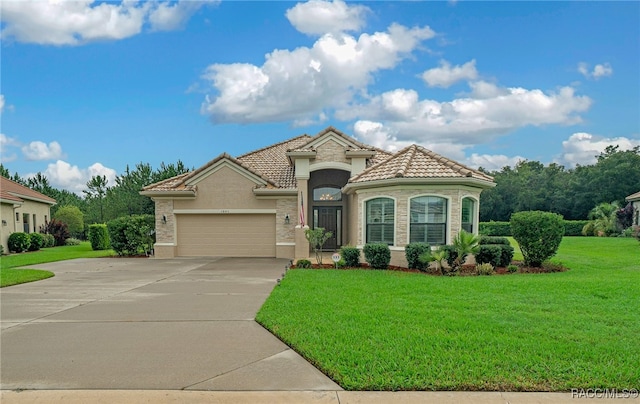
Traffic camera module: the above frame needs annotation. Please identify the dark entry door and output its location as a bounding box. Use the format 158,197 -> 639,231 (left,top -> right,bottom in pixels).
314,207 -> 341,250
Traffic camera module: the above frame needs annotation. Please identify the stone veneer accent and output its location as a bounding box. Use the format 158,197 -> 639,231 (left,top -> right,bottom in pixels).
154,199 -> 175,244
276,198 -> 297,243
314,139 -> 349,165
355,186 -> 481,247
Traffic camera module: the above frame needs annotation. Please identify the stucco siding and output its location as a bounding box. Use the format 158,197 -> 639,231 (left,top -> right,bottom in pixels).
1,200 -> 51,253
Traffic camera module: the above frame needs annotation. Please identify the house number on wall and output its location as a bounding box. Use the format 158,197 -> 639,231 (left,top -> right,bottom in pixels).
220,210 -> 230,213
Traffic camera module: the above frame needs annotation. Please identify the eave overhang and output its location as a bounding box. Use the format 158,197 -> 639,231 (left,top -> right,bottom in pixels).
139,190 -> 197,199
253,188 -> 298,198
342,177 -> 496,194
345,150 -> 376,158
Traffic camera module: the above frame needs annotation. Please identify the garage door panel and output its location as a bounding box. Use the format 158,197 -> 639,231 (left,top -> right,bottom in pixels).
177,214 -> 275,257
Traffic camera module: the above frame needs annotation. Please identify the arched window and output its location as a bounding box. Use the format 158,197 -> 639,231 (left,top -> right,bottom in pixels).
313,186 -> 342,201
461,197 -> 476,233
410,196 -> 447,245
366,198 -> 394,245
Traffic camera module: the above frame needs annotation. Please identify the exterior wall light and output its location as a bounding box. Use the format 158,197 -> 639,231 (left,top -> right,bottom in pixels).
162,215 -> 167,224
284,214 -> 290,224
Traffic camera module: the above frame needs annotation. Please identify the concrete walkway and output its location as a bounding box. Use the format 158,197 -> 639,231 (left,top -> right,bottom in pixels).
2,258 -> 638,404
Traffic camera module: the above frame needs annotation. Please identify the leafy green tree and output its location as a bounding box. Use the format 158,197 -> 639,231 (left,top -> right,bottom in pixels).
53,205 -> 85,239
304,227 -> 332,264
511,211 -> 564,267
84,175 -> 109,223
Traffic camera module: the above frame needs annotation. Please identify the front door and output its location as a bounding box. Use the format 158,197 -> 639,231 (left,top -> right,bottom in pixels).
314,207 -> 341,250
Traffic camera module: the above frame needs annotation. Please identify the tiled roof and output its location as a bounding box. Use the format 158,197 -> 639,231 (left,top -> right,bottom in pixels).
142,172 -> 193,192
237,135 -> 312,188
626,191 -> 640,201
0,176 -> 56,204
349,144 -> 494,183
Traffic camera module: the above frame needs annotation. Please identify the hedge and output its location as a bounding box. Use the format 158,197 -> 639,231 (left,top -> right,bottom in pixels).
481,220 -> 591,236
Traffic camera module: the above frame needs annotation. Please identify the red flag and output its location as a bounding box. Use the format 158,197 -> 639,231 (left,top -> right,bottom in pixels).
299,192 -> 305,226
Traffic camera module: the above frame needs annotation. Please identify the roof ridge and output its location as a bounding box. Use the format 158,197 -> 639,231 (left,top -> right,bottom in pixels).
395,144 -> 418,178
237,134 -> 312,159
419,146 -> 488,179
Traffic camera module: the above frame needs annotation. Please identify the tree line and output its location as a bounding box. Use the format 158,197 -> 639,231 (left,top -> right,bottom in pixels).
2,145 -> 638,231
479,145 -> 640,221
0,161 -> 191,233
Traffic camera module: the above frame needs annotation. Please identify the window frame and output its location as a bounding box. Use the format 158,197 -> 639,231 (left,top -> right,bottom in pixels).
364,197 -> 395,246
409,195 -> 449,246
461,196 -> 477,234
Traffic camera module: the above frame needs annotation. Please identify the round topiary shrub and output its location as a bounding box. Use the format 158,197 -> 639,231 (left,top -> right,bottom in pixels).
8,232 -> 31,253
340,246 -> 360,267
296,259 -> 312,268
42,233 -> 56,248
28,232 -> 45,251
510,211 -> 565,267
363,243 -> 391,270
405,242 -> 430,271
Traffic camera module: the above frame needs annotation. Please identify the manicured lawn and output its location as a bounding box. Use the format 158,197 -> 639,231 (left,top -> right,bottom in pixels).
1,242 -> 114,287
256,237 -> 640,391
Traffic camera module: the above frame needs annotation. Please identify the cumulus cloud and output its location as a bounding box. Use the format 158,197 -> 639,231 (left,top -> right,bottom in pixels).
464,153 -> 526,171
340,82 -> 591,144
0,134 -> 20,162
0,94 -> 4,113
201,23 -> 436,124
0,0 -> 216,46
559,132 -> 640,167
37,160 -> 117,194
286,0 -> 370,35
578,62 -> 613,80
21,141 -> 64,161
421,59 -> 478,88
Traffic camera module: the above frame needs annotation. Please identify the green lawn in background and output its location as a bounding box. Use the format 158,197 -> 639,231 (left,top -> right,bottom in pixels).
1,242 -> 114,287
256,237 -> 640,391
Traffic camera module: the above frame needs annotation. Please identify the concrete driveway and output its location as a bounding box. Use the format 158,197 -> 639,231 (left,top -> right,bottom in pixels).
0,257 -> 341,391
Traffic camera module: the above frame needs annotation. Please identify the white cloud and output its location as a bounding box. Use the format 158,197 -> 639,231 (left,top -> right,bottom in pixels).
0,94 -> 4,113
578,62 -> 613,80
37,160 -> 117,194
421,59 -> 478,88
21,141 -> 64,161
202,23 -> 436,124
559,132 -> 640,167
464,153 -> 526,171
0,0 -> 215,46
0,133 -> 20,162
286,0 -> 370,35
340,83 -> 591,144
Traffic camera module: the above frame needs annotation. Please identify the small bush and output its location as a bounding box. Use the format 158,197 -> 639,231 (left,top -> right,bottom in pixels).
28,232 -> 45,251
296,259 -> 312,268
107,214 -> 155,256
542,261 -> 568,273
363,243 -> 391,270
64,238 -> 82,246
476,263 -> 494,276
479,236 -> 510,246
8,232 -> 31,253
405,242 -> 430,271
440,245 -> 458,268
340,246 -> 360,268
475,245 -> 502,267
511,211 -> 565,268
564,220 -> 590,236
41,219 -> 70,246
507,264 -> 519,273
498,244 -> 515,267
479,221 -> 511,236
42,233 -> 55,248
88,224 -> 110,250
0,245 -> 4,255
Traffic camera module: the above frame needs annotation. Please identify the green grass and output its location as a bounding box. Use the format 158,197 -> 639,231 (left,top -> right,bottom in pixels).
1,242 -> 114,287
256,237 -> 640,391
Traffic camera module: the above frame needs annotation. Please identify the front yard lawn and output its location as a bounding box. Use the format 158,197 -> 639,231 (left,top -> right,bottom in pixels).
1,242 -> 114,287
256,237 -> 640,391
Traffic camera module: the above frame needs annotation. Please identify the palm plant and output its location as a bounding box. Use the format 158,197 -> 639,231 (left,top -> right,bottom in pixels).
451,230 -> 480,270
583,202 -> 620,236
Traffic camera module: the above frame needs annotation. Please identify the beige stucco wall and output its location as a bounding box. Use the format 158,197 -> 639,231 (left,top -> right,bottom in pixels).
1,200 -> 51,253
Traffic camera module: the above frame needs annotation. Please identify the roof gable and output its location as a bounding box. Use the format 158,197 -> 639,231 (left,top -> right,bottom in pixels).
290,126 -> 378,153
0,177 -> 56,205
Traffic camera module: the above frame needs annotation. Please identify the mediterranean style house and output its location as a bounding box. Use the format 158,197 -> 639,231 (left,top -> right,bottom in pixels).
141,126 -> 495,267
0,177 -> 56,252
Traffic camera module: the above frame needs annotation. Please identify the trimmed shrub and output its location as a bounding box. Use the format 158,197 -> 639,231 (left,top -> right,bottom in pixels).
340,246 -> 360,268
28,232 -> 45,251
564,220 -> 590,236
476,263 -> 494,276
405,242 -> 430,271
440,245 -> 458,268
507,264 -> 518,273
363,243 -> 391,270
8,232 -> 31,253
511,211 -> 565,267
479,236 -> 510,246
475,245 -> 502,267
41,219 -> 70,246
479,221 -> 511,236
0,245 -> 4,255
42,233 -> 55,248
88,224 -> 110,250
64,238 -> 82,246
498,244 -> 515,267
296,259 -> 312,268
107,214 -> 155,256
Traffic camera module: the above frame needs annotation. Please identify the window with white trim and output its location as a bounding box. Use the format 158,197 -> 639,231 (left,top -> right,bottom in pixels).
461,197 -> 475,233
366,198 -> 394,245
410,196 -> 447,245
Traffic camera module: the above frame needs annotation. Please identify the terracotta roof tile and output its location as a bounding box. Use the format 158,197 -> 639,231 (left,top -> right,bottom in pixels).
0,177 -> 56,204
349,144 -> 494,183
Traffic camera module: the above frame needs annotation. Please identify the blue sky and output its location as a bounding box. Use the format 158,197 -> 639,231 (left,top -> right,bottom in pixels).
1,0 -> 638,193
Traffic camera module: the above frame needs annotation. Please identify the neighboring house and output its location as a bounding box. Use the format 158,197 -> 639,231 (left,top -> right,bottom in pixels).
141,126 -> 495,267
626,191 -> 640,226
0,177 -> 56,252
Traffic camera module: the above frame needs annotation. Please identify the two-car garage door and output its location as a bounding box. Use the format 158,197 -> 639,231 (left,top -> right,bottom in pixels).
176,214 -> 276,257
